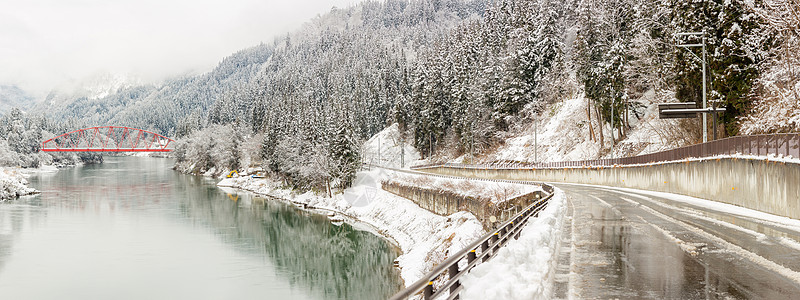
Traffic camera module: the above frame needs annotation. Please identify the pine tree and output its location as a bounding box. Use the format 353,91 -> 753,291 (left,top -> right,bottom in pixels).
671,0 -> 762,136
329,122 -> 360,189
710,0 -> 761,135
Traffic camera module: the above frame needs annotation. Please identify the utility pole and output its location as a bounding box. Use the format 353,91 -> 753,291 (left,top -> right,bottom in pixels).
534,112 -> 538,164
676,31 -> 709,142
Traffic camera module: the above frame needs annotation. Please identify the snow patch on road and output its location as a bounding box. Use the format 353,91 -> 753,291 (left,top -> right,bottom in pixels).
459,189 -> 566,300
603,185 -> 800,232
617,190 -> 800,284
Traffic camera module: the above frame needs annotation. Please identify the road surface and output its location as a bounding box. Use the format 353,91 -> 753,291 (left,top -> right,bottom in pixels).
552,183 -> 800,299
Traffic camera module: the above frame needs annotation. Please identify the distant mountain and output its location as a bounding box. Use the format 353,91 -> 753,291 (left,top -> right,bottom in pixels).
31,43 -> 272,136
0,85 -> 35,113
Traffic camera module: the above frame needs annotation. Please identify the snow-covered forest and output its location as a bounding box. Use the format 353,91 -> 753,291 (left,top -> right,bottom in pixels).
14,0 -> 798,191
0,108 -> 102,167
173,0 -> 487,193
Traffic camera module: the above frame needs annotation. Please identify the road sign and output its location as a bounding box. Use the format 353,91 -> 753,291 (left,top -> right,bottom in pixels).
658,102 -> 698,119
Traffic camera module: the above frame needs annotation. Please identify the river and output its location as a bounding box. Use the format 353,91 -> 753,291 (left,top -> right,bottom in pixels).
0,156 -> 402,299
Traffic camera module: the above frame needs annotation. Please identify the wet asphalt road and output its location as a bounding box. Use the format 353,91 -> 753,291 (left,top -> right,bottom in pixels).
552,183 -> 800,299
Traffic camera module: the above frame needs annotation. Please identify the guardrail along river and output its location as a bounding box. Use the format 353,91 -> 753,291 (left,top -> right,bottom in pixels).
0,156 -> 402,299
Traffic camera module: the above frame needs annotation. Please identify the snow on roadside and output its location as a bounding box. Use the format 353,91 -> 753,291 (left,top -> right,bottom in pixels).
386,172 -> 541,204
0,168 -> 39,201
459,189 -> 566,300
599,185 -> 800,232
217,168 -> 486,287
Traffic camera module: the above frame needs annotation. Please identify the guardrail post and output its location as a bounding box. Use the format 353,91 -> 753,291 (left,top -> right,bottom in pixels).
423,281 -> 433,300
480,241 -> 489,262
467,249 -> 477,264
449,263 -> 460,294
486,233 -> 499,259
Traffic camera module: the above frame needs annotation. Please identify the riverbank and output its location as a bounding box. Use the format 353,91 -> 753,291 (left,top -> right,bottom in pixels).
0,167 -> 42,201
217,168 -> 486,287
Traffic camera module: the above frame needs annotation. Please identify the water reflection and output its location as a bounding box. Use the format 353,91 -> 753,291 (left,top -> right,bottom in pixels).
0,156 -> 401,300
179,189 -> 404,299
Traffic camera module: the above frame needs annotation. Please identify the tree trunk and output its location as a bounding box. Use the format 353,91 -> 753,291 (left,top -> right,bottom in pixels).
586,99 -> 596,142
595,101 -> 604,149
326,179 -> 332,198
625,99 -> 630,131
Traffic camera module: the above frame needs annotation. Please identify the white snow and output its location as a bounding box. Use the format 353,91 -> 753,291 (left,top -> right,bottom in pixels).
386,172 -> 540,204
493,97 -> 598,163
217,168 -> 486,287
362,123 -> 422,169
459,189 -> 566,300
0,167 -> 39,201
600,185 -> 800,232
488,91 -> 695,164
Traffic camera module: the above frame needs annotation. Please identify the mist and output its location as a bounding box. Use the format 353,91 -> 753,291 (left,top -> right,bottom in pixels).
0,0 -> 358,96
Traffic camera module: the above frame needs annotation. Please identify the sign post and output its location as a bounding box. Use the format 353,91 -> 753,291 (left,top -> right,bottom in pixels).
676,32 -> 708,142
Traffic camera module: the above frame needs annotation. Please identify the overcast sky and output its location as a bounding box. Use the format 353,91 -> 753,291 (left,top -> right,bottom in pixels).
0,0 -> 358,95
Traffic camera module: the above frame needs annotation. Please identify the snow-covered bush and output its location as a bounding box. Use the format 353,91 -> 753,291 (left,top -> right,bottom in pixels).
739,0 -> 800,134
0,168 -> 38,200
173,124 -> 250,175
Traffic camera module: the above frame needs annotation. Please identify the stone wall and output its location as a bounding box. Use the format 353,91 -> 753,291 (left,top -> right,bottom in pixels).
381,180 -> 545,229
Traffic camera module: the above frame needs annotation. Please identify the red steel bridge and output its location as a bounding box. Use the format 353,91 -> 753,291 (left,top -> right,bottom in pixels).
41,126 -> 174,152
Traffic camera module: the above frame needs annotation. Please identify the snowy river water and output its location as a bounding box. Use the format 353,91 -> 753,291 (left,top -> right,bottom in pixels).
0,156 -> 402,299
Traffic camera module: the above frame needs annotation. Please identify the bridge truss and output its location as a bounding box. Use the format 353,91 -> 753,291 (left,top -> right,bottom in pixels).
41,126 -> 174,152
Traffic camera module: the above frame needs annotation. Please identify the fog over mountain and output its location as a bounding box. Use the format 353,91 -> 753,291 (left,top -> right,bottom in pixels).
0,0 -> 359,97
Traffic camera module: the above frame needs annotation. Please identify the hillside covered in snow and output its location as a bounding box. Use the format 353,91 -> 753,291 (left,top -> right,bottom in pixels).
3,0 -> 792,188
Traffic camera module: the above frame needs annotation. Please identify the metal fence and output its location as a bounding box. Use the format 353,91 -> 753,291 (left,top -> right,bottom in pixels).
388,188 -> 554,300
413,133 -> 800,169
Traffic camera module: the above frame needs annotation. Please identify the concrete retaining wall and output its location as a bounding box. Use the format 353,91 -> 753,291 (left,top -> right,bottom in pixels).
418,158 -> 800,220
381,181 -> 543,229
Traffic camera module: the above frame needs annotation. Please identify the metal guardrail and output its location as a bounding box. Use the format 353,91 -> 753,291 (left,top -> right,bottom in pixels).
412,133 -> 800,169
388,184 -> 554,300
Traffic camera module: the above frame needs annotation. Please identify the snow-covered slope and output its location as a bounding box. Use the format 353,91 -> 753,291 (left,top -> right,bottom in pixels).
487,91 -> 696,163
0,85 -> 35,113
362,123 -> 421,169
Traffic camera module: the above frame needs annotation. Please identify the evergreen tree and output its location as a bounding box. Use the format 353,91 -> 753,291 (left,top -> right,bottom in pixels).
671,0 -> 762,136
330,122 -> 360,189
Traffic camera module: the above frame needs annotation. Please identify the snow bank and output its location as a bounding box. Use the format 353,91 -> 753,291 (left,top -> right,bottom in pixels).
0,168 -> 39,201
602,185 -> 800,232
459,189 -> 566,300
217,168 -> 486,286
386,172 -> 540,204
362,123 -> 421,169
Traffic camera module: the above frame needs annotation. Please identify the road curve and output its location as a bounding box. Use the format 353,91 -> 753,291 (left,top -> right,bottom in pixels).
552,183 -> 800,299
